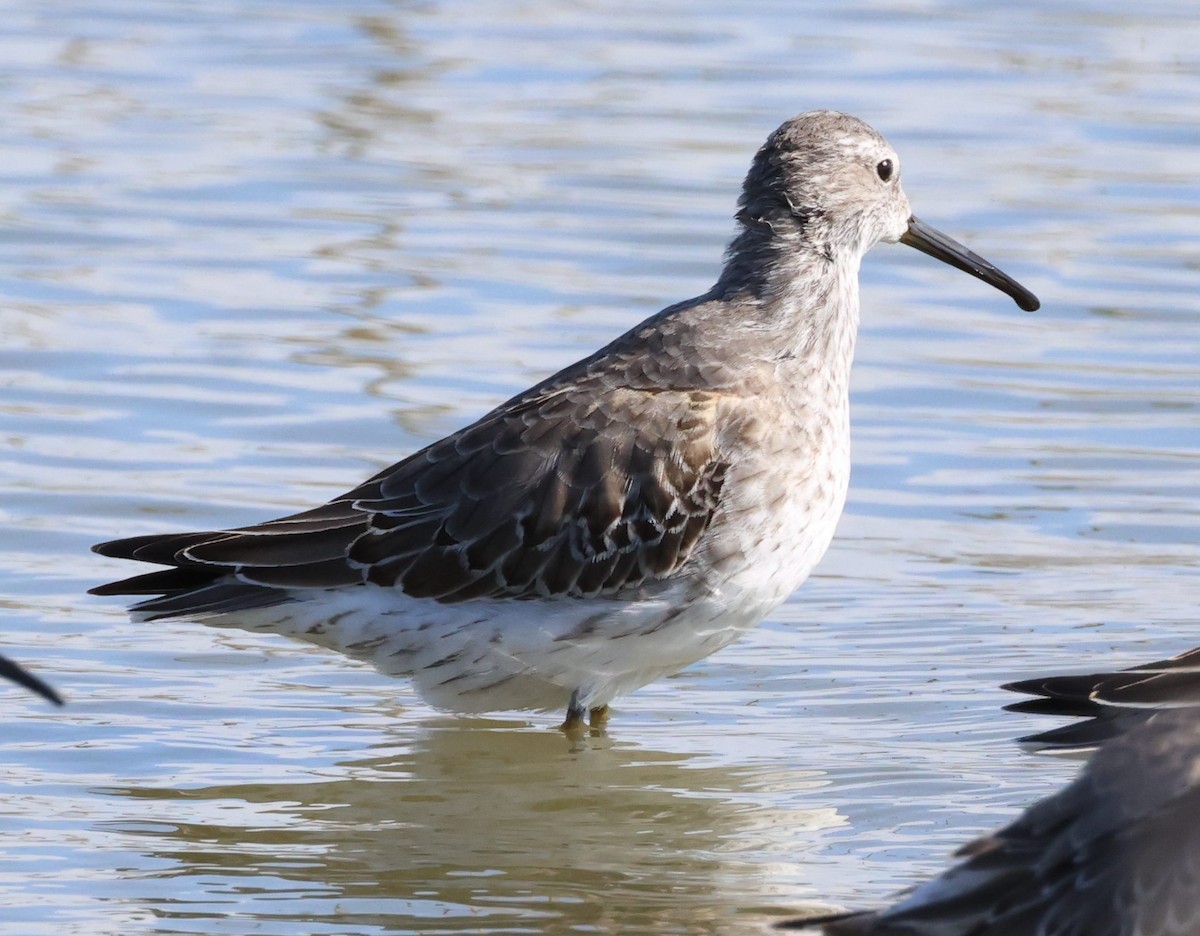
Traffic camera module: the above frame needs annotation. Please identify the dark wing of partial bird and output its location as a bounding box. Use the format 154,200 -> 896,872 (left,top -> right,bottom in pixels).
1003,645 -> 1200,750
91,385 -> 729,617
779,709 -> 1200,936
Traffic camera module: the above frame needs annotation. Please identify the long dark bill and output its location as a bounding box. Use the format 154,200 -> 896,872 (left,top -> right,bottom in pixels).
901,216 -> 1040,312
0,653 -> 62,705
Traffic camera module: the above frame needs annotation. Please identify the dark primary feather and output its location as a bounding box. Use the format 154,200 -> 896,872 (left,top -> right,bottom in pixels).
778,708 -> 1200,935
1003,645 -> 1200,751
91,354 -> 733,616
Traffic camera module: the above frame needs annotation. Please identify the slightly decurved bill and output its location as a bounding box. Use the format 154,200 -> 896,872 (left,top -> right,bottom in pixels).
901,215 -> 1040,312
0,653 -> 62,705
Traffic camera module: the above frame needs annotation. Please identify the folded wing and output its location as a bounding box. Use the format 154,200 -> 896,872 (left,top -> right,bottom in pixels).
92,385 -> 729,617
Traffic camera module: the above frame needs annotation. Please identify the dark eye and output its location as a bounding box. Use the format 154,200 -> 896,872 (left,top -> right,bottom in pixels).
876,159 -> 894,182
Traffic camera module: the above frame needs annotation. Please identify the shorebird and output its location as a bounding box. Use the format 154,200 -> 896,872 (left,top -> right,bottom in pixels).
90,110 -> 1039,730
777,707 -> 1200,935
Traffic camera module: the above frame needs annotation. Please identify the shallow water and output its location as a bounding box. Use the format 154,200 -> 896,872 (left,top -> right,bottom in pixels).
2,1 -> 1199,933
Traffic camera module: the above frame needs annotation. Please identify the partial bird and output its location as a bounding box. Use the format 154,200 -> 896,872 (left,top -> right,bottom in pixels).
90,110 -> 1038,730
778,707 -> 1200,935
1004,644 -> 1200,752
0,652 -> 61,705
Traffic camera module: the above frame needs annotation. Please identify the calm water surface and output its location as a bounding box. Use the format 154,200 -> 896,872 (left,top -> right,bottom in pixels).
2,1 -> 1200,933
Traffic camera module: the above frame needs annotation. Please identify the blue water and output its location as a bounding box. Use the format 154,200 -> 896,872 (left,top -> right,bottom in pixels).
2,1 -> 1199,933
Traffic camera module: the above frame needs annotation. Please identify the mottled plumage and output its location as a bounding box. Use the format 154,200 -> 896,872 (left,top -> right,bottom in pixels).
105,384 -> 727,607
90,111 -> 1038,726
779,708 -> 1200,936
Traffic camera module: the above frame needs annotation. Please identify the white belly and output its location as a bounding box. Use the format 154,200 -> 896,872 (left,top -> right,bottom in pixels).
208,572 -> 779,713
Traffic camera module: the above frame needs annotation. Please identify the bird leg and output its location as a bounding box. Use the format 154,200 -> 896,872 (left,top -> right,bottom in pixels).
588,705 -> 609,728
559,690 -> 587,732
